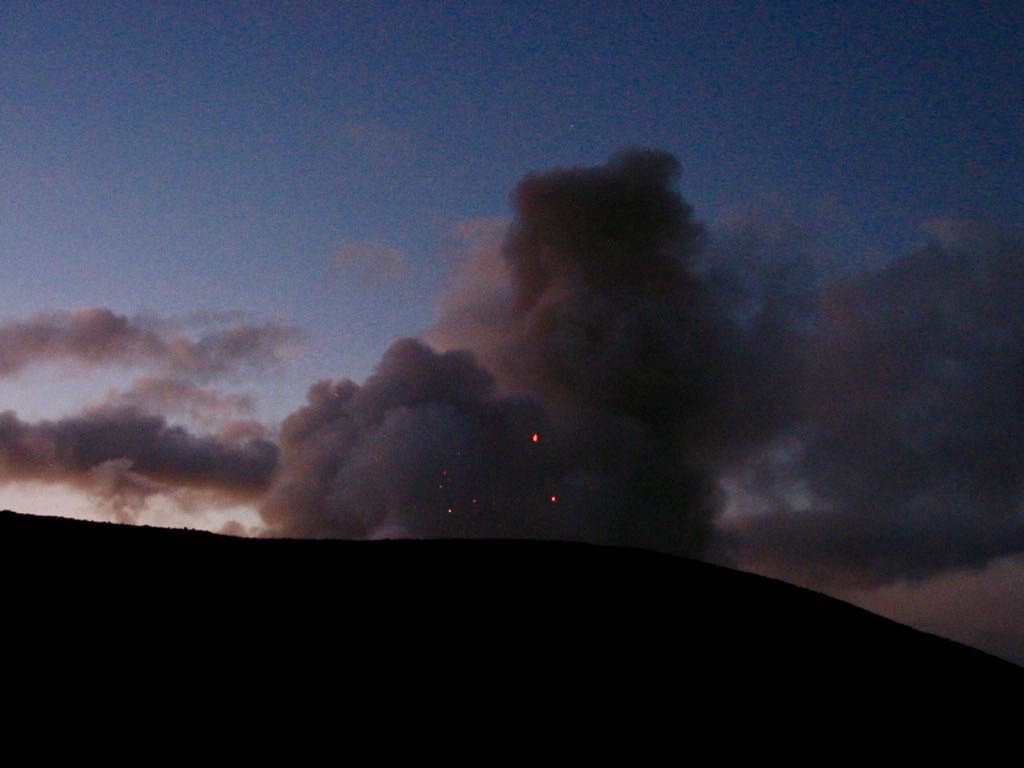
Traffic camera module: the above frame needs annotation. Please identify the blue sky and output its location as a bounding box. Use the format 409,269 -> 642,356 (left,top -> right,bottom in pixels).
1,2 -> 1022,663
4,3 -> 1019,376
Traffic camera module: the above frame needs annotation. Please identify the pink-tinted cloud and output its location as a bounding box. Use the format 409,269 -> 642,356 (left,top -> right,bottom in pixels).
0,308 -> 301,381
104,376 -> 256,428
0,406 -> 276,521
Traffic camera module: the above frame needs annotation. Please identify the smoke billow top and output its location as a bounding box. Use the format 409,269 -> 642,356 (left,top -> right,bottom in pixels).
4,149 -> 1022,590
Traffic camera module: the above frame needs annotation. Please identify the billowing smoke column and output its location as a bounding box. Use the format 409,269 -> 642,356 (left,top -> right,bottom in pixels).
262,150 -> 726,554
263,150 -> 1024,587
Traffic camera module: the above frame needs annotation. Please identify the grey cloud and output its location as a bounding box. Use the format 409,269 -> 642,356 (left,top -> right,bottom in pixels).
0,406 -> 277,521
720,221 -> 1024,588
106,377 -> 255,427
0,308 -> 301,381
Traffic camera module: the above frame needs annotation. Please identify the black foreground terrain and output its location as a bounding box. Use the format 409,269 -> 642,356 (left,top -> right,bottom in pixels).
1,508 -> 1018,737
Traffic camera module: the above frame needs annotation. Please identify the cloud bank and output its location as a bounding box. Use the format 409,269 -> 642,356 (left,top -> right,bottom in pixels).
104,377 -> 256,428
721,220 -> 1024,588
0,309 -> 290,520
0,308 -> 300,381
0,406 -> 276,521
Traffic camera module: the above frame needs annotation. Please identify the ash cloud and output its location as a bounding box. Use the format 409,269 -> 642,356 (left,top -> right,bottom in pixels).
262,339 -> 552,540
264,150 -> 740,554
263,150 -> 1024,589
0,308 -> 301,381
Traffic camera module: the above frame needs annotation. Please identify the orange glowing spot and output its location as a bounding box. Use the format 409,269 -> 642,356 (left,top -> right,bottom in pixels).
550,495 -> 559,504
447,508 -> 453,514
532,433 -> 540,443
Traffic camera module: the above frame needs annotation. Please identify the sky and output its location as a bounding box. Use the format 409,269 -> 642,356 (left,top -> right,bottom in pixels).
1,1 -> 1022,664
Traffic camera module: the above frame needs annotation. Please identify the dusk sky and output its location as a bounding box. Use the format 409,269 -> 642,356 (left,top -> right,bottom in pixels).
2,1 -> 1022,664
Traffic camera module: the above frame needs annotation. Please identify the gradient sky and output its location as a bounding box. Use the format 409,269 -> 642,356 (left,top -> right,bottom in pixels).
2,1 -> 1022,664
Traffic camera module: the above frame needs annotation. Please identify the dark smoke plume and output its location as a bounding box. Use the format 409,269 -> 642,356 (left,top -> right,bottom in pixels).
263,150 -> 728,554
263,151 -> 1024,590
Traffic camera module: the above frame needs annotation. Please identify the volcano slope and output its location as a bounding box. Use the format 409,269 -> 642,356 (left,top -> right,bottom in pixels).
1,508 -> 1018,717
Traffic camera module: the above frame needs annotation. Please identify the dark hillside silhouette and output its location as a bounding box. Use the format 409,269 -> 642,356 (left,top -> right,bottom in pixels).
1,508 -> 1018,735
